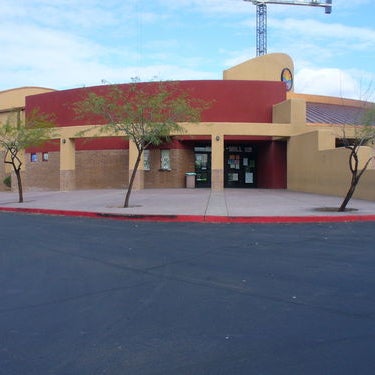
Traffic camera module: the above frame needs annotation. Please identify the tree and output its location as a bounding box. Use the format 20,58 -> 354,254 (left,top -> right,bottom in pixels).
338,106 -> 375,212
0,109 -> 56,203
75,81 -> 208,208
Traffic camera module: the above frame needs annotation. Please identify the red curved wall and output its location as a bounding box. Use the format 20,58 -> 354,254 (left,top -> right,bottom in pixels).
25,80 -> 286,126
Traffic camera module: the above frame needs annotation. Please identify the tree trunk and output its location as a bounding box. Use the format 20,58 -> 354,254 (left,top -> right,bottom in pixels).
338,181 -> 357,212
338,152 -> 372,212
338,149 -> 358,212
124,150 -> 142,208
14,168 -> 23,203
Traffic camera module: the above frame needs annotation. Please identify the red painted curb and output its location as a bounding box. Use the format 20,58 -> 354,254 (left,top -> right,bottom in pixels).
1,206 -> 375,223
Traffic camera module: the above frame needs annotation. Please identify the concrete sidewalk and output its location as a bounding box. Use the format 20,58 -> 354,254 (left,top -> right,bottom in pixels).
0,188 -> 375,223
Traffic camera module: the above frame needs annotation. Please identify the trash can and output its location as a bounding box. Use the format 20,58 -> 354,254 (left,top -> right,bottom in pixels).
185,172 -> 196,188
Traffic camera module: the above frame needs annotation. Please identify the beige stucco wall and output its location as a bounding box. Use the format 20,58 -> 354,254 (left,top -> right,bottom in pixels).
273,99 -> 306,125
288,130 -> 375,201
356,170 -> 375,200
0,87 -> 55,111
223,53 -> 294,90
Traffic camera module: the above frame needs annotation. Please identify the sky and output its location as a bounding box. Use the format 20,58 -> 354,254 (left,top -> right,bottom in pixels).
1,0 -> 375,100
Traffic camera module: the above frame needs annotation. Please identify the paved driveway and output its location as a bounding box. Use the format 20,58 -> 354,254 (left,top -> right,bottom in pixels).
1,213 -> 374,374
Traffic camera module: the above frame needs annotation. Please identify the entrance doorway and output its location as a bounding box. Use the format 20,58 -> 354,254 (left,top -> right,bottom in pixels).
194,146 -> 211,188
224,145 -> 256,188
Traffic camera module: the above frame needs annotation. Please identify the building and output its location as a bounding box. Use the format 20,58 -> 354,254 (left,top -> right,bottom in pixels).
1,53 -> 374,200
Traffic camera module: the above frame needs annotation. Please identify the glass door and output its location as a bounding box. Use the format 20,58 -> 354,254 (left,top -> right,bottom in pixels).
224,145 -> 256,188
194,151 -> 211,188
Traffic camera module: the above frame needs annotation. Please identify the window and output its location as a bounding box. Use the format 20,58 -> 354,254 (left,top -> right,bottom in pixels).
42,152 -> 49,161
143,149 -> 150,171
160,149 -> 171,170
30,153 -> 38,162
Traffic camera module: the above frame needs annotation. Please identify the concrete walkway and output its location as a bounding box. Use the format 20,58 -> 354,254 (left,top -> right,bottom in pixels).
0,188 -> 375,223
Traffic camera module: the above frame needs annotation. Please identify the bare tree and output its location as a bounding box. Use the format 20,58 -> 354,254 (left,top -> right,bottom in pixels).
338,106 -> 375,212
0,109 -> 56,203
75,81 -> 208,207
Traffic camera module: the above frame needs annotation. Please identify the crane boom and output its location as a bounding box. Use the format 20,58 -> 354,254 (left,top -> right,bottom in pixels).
251,0 -> 332,13
244,0 -> 332,56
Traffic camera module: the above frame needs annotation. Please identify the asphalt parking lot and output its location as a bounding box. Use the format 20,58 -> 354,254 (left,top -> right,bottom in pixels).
1,212 -> 374,374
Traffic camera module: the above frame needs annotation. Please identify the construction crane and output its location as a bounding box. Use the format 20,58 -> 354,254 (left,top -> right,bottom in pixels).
244,0 -> 332,56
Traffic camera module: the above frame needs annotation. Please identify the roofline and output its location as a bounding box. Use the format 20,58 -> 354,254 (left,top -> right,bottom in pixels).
288,92 -> 374,108
0,86 -> 56,94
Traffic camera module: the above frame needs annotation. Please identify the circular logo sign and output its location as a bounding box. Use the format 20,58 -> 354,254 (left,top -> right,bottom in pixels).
281,68 -> 293,91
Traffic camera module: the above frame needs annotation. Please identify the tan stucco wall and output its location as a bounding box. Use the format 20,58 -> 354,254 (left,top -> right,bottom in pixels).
273,99 -> 306,125
0,87 -> 55,111
223,53 -> 294,90
356,170 -> 375,200
287,130 -> 375,201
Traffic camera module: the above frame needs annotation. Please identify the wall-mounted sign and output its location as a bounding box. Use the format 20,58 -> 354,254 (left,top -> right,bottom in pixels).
281,68 -> 293,91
